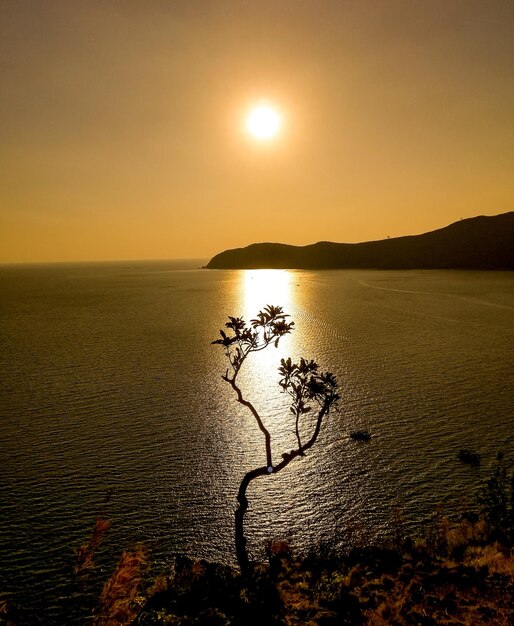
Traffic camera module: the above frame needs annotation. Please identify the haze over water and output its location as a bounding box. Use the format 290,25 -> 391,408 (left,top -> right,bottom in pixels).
1,261 -> 513,621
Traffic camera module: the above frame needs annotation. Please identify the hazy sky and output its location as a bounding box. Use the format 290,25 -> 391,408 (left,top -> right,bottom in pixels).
1,1 -> 513,263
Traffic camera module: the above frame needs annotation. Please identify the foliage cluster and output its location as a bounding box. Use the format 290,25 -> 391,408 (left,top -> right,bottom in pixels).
212,305 -> 294,376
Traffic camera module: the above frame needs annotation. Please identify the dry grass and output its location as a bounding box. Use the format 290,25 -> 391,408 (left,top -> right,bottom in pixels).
134,510 -> 513,625
360,516 -> 514,626
94,544 -> 147,626
73,517 -> 112,577
63,462 -> 513,624
364,556 -> 514,625
465,542 -> 514,576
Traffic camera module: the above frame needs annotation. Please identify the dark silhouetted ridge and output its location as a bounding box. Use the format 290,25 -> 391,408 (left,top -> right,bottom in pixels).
205,212 -> 514,270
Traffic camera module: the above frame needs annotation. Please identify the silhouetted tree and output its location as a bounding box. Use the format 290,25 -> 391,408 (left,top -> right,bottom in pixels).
212,305 -> 340,573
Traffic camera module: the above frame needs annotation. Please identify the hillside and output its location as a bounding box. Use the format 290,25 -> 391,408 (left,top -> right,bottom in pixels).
205,212 -> 514,270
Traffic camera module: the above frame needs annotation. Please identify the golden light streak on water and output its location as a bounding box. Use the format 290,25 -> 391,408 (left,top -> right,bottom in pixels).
240,269 -> 296,386
240,269 -> 295,319
230,269 -> 337,541
230,270 -> 304,467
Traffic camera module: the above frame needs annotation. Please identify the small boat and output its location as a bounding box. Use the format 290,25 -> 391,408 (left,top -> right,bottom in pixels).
350,430 -> 372,441
458,449 -> 481,466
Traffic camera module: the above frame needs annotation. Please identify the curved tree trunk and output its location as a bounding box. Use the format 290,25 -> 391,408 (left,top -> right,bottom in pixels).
235,405 -> 327,573
235,466 -> 268,573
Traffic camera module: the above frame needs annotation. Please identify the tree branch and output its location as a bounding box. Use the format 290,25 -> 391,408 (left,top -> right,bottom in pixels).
234,404 -> 329,572
224,374 -> 273,469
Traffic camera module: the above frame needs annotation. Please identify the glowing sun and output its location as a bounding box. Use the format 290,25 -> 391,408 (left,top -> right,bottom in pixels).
246,103 -> 281,140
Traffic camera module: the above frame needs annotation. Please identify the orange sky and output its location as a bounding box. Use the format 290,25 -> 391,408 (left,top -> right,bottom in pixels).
1,1 -> 513,263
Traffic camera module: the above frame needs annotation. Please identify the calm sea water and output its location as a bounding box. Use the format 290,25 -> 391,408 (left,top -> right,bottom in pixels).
1,261 -> 513,622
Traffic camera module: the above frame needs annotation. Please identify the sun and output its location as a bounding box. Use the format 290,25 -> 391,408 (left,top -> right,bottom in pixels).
246,103 -> 281,141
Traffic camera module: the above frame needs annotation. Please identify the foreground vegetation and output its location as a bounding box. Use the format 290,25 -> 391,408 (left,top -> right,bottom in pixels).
135,533 -> 513,626
4,465 -> 512,625
134,463 -> 514,625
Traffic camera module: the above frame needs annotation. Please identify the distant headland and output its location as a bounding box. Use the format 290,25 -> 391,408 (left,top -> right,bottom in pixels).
205,212 -> 514,270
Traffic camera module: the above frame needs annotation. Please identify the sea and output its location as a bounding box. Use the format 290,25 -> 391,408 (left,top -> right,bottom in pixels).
1,261 -> 513,622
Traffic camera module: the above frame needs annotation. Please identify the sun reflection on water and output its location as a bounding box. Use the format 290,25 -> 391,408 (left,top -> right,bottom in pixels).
240,269 -> 296,382
240,269 -> 295,320
230,270 -> 301,466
